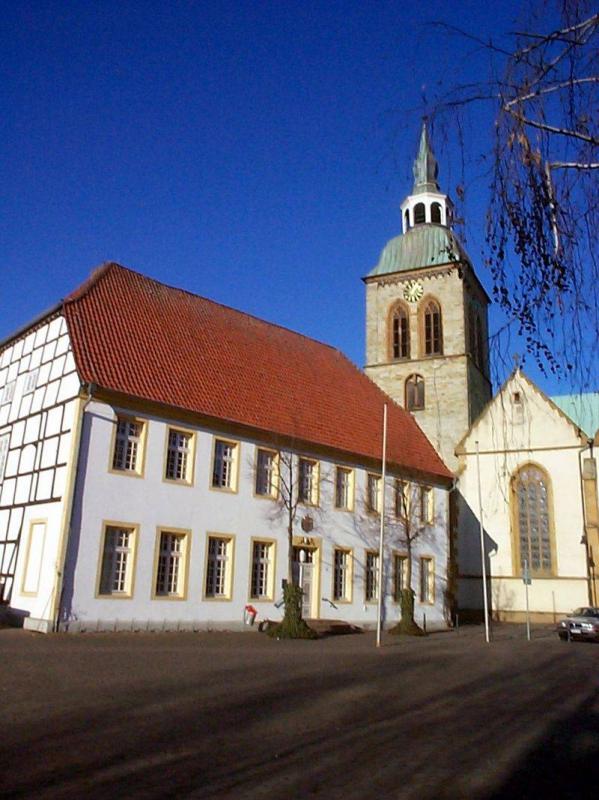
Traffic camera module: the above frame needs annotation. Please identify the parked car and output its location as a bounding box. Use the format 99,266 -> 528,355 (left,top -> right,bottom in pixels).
557,607 -> 599,641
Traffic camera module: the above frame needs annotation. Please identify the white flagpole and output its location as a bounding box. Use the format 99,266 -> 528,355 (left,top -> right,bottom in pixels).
475,440 -> 490,643
376,403 -> 388,648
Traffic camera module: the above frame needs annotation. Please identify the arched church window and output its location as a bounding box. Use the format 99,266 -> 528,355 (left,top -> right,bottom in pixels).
404,209 -> 410,231
414,202 -> 426,225
390,304 -> 410,360
431,202 -> 442,223
512,465 -> 554,576
405,374 -> 424,410
423,300 -> 443,355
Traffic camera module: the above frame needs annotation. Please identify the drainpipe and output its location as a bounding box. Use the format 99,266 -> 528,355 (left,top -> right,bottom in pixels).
51,382 -> 96,631
578,436 -> 596,607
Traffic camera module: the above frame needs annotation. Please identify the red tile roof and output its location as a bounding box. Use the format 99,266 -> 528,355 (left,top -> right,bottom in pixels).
64,263 -> 452,482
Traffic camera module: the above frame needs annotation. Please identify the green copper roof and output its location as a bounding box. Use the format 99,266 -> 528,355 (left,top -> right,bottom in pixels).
413,121 -> 439,194
368,224 -> 470,278
550,393 -> 599,438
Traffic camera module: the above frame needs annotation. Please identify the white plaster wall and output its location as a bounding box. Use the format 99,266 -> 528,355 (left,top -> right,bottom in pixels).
0,315 -> 81,627
65,400 -> 450,631
457,373 -> 589,616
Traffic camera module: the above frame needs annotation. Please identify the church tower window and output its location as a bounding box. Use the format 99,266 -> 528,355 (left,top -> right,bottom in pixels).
423,300 -> 443,355
431,202 -> 442,223
390,304 -> 410,360
414,202 -> 426,225
405,374 -> 425,410
512,464 -> 555,577
404,209 -> 410,231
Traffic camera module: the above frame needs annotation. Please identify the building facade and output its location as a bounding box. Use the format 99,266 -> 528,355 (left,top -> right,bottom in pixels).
456,370 -> 599,621
0,263 -> 452,633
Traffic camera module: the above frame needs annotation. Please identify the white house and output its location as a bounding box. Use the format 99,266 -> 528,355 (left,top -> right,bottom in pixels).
456,370 -> 599,621
0,262 -> 452,633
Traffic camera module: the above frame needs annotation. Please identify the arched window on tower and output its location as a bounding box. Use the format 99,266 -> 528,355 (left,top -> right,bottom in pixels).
390,304 -> 410,360
405,374 -> 425,410
404,209 -> 410,231
423,300 -> 443,355
414,202 -> 426,225
512,465 -> 555,576
431,202 -> 442,224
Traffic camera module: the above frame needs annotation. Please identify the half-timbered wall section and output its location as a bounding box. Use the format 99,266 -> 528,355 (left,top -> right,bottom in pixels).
0,314 -> 81,631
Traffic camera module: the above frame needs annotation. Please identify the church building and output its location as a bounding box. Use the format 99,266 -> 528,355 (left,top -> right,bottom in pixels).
363,123 -> 599,623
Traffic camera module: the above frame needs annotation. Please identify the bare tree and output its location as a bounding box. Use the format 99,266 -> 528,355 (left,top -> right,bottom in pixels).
388,480 -> 431,636
431,4 -> 599,385
266,448 -> 318,639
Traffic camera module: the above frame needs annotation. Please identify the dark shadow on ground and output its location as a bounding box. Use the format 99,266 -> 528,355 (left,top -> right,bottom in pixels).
484,685 -> 599,800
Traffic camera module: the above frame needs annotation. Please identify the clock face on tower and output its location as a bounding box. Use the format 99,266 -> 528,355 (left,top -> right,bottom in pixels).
403,279 -> 424,303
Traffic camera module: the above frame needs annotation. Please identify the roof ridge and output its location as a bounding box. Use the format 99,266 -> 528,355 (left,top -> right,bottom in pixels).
64,261 -> 118,304
68,261 -> 341,354
550,391 -> 599,399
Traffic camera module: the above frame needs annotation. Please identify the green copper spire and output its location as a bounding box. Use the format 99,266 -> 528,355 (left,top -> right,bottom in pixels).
412,120 -> 439,193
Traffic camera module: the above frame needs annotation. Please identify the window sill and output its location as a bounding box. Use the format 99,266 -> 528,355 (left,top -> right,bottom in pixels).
108,468 -> 145,479
163,477 -> 194,487
152,594 -> 187,601
203,595 -> 233,602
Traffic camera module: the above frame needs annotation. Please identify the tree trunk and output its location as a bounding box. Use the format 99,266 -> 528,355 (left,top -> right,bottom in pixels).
389,537 -> 425,636
268,583 -> 318,639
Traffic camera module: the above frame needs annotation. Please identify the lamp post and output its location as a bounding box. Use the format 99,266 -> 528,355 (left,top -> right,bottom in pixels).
376,404 -> 388,648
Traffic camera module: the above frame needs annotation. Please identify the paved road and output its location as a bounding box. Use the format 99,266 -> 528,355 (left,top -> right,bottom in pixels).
0,626 -> 598,799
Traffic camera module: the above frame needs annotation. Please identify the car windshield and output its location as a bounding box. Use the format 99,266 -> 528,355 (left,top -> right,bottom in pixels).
572,607 -> 599,617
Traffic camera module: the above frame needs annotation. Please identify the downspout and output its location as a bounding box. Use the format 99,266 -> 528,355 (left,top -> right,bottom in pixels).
577,436 -> 595,607
51,382 -> 96,632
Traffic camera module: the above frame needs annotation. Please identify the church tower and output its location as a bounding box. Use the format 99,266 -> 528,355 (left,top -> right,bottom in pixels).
364,122 -> 492,470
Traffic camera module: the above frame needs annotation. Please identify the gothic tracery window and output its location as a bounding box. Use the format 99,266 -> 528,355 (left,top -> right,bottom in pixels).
424,300 -> 443,355
405,374 -> 425,410
391,304 -> 410,360
513,465 -> 554,576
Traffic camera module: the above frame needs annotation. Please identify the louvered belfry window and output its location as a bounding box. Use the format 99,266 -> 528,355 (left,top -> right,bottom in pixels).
391,306 -> 410,359
424,301 -> 442,355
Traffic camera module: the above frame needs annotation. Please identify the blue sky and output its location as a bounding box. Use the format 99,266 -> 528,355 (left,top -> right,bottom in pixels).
1,1 -> 570,393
